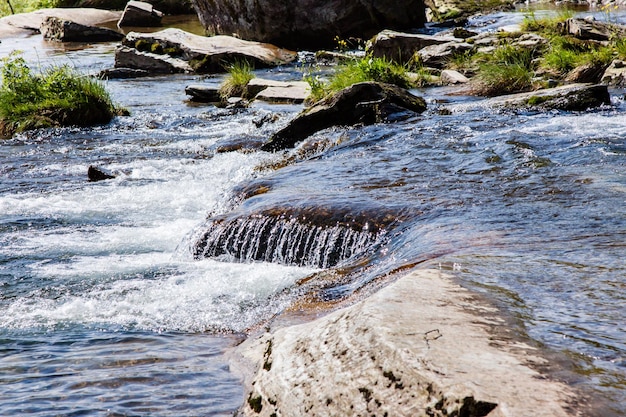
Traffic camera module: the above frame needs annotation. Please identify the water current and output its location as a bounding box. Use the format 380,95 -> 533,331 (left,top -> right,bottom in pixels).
0,8 -> 625,416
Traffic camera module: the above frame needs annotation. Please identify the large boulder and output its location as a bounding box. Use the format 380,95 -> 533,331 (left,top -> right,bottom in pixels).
41,16 -> 124,42
117,0 -> 164,27
190,0 -> 427,50
261,82 -> 427,152
559,17 -> 626,42
115,28 -> 297,74
367,30 -> 457,64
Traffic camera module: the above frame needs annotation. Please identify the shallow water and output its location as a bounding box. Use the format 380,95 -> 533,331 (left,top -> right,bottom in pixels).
1,10 -> 625,416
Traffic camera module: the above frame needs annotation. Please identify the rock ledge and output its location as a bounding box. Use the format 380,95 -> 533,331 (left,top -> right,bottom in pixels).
232,269 -> 579,417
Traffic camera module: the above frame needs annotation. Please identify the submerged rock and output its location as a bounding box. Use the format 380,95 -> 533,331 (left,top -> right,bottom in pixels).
88,166 -> 115,182
233,269 -> 578,417
41,16 -> 124,42
190,0 -> 427,50
116,29 -> 297,74
193,205 -> 400,268
261,82 -> 427,152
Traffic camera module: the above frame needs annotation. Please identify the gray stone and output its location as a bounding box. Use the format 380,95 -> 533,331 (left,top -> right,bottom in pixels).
246,79 -> 310,103
117,0 -> 164,27
261,82 -> 426,152
440,69 -> 469,85
559,17 -> 626,41
41,16 -> 124,42
117,29 -> 297,74
232,270 -> 578,417
417,41 -> 473,69
368,29 -> 457,64
191,0 -> 427,50
601,59 -> 626,86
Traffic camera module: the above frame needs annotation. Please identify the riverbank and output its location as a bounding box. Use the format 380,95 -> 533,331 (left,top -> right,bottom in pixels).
231,269 -> 582,416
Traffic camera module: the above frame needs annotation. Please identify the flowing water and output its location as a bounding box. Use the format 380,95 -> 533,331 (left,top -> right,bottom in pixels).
1,9 -> 625,416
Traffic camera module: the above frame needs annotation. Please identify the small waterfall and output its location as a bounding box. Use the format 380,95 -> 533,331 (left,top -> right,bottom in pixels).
193,208 -> 393,268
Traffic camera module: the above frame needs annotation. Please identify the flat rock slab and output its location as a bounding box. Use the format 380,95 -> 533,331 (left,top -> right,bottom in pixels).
118,28 -> 297,74
0,8 -> 121,38
233,269 -> 578,416
448,84 -> 610,113
247,79 -> 310,103
118,0 -> 164,27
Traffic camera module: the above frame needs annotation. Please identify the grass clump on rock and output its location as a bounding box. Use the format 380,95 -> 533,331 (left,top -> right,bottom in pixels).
0,52 -> 127,138
218,60 -> 255,101
305,56 -> 417,103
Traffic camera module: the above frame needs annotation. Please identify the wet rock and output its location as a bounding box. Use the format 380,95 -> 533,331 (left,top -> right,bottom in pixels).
601,59 -> 626,87
116,28 -> 297,74
98,67 -> 152,79
233,269 -> 578,417
453,84 -> 611,112
191,0 -> 427,50
88,165 -> 115,182
565,62 -> 609,84
185,84 -> 222,102
40,16 -> 124,42
367,30 -> 458,65
261,82 -> 427,152
559,17 -> 626,42
117,0 -> 163,27
193,205 -> 397,268
417,41 -> 473,69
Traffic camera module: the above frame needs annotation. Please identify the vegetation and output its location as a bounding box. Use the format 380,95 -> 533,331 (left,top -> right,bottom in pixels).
472,44 -> 536,96
305,56 -> 421,103
218,60 -> 255,101
0,53 -> 126,138
0,0 -> 61,17
520,9 -> 575,34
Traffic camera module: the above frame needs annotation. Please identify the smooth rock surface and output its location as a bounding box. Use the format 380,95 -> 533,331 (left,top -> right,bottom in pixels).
246,79 -> 310,103
118,29 -> 297,73
191,0 -> 427,50
261,82 -> 427,152
232,269 -> 579,417
0,8 -> 121,38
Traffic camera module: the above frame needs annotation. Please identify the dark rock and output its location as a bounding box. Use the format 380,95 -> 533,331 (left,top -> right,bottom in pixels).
117,0 -> 164,27
116,28 -> 297,74
601,59 -> 626,87
98,67 -> 152,79
261,82 -> 427,152
193,204 -> 400,268
565,62 -> 609,84
453,84 -> 611,112
190,0 -> 427,50
88,165 -> 115,182
368,29 -> 457,64
185,84 -> 222,102
452,27 -> 478,39
40,16 -> 124,42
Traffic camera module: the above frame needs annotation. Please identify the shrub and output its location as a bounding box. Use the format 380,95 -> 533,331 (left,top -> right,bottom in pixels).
0,52 -> 126,138
520,9 -> 574,34
218,60 -> 255,100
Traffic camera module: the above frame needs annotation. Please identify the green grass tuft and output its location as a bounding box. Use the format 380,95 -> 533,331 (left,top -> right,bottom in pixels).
0,52 -> 126,138
472,45 -> 535,96
218,60 -> 255,100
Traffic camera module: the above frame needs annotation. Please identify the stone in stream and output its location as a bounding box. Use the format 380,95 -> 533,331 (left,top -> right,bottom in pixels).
88,166 -> 115,182
367,30 -> 458,65
40,16 -> 124,42
261,82 -> 427,152
117,0 -> 164,27
115,29 -> 297,74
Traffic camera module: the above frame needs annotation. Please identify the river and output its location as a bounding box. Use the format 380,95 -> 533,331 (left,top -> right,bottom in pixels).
0,9 -> 624,416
